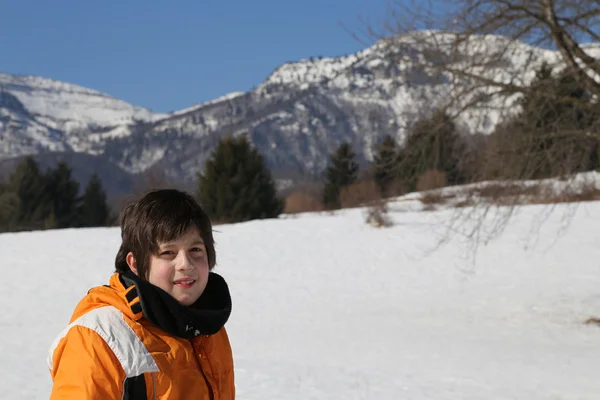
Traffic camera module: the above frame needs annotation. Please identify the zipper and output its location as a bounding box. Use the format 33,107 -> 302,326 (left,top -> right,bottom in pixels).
192,336 -> 215,399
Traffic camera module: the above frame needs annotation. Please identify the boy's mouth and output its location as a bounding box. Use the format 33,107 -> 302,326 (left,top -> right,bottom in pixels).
173,278 -> 196,288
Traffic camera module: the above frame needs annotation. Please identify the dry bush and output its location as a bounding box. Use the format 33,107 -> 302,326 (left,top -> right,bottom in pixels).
284,191 -> 323,214
454,198 -> 475,208
470,182 -> 542,206
475,183 -> 537,199
385,178 -> 409,198
553,188 -> 600,204
340,179 -> 381,209
419,191 -> 448,211
416,169 -> 447,192
585,317 -> 600,326
416,170 -> 449,210
540,179 -> 600,205
462,179 -> 600,206
364,199 -> 393,228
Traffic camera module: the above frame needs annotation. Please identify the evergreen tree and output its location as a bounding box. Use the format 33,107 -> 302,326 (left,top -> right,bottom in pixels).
512,64 -> 599,178
521,64 -> 595,133
398,110 -> 465,190
372,135 -> 399,196
79,173 -> 110,227
45,161 -> 80,228
323,142 -> 359,209
487,64 -> 600,181
197,135 -> 283,223
9,156 -> 49,229
0,183 -> 20,232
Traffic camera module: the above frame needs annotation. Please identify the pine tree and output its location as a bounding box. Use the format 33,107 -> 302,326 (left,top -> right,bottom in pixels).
372,135 -> 399,196
399,110 -> 465,190
323,142 -> 359,209
45,161 -> 80,228
0,183 -> 20,232
197,135 -> 283,223
79,173 -> 110,227
9,156 -> 49,230
513,64 -> 599,178
521,64 -> 595,133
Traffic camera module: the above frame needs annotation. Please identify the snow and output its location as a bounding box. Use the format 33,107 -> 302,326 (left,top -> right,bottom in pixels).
88,124 -> 133,142
2,198 -> 600,399
167,91 -> 245,117
256,31 -> 598,140
0,108 -> 66,154
258,46 -> 377,89
0,73 -> 165,128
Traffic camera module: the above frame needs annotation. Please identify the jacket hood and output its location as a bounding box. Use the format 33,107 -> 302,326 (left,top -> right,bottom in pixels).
69,273 -> 143,323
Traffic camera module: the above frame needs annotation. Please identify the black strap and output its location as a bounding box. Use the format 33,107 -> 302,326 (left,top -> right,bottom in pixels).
122,374 -> 147,400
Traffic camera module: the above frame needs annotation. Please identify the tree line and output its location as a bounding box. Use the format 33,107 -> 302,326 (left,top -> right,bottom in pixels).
0,158 -> 110,232
0,133 -> 285,232
2,59 -> 597,232
201,57 -> 600,217
320,63 -> 600,210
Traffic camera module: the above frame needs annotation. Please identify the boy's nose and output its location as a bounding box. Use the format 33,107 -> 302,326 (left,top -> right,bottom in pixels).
176,254 -> 193,271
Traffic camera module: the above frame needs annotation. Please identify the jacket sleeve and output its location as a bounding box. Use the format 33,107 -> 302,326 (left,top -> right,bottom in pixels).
49,325 -> 126,399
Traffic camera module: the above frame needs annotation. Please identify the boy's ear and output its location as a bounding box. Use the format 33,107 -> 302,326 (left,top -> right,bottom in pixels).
126,252 -> 138,275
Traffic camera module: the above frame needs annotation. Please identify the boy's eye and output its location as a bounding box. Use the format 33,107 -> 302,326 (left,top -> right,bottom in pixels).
191,247 -> 204,253
160,250 -> 174,256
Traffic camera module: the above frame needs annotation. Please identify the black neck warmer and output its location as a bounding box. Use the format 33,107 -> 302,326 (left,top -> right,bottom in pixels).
120,271 -> 232,339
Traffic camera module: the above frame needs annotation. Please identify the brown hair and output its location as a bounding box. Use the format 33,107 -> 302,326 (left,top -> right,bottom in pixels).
115,189 -> 216,278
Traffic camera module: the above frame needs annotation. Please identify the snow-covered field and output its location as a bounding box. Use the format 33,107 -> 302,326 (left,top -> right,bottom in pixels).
2,201 -> 600,399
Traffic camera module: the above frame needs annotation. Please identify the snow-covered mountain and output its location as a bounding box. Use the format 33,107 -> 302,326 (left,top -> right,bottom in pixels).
1,33 -> 598,189
0,73 -> 167,157
0,73 -> 163,127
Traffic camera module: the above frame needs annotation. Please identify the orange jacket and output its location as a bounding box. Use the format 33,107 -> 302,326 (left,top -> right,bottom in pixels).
47,273 -> 235,399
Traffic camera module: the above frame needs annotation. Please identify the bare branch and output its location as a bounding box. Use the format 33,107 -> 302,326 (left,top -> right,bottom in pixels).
357,0 -> 600,250
541,0 -> 600,90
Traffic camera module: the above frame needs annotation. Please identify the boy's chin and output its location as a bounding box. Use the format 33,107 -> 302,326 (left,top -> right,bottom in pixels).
173,292 -> 202,306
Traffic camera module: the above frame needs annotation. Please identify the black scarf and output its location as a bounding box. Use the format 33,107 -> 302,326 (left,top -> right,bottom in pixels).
120,271 -> 232,339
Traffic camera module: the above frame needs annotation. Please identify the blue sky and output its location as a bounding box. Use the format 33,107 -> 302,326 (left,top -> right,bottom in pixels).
1,0 -> 389,113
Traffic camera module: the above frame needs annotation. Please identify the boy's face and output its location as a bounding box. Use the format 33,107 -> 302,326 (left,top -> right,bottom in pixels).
145,226 -> 209,305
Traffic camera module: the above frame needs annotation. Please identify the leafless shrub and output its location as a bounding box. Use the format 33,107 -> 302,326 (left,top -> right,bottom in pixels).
585,317 -> 600,326
364,199 -> 393,227
385,178 -> 410,198
416,169 -> 448,192
539,178 -> 600,204
464,182 -> 543,206
284,191 -> 324,214
340,179 -> 382,208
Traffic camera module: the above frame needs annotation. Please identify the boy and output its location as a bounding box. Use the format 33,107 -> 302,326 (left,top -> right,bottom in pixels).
47,189 -> 235,399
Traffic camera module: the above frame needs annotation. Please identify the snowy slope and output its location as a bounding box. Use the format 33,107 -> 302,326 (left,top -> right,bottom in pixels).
2,200 -> 600,399
0,91 -> 67,154
0,73 -> 169,157
0,73 -> 164,128
167,91 -> 246,118
258,32 -> 560,129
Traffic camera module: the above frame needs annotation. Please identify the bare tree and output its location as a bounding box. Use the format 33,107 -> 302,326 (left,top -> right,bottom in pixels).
372,0 -> 600,104
358,0 -> 600,247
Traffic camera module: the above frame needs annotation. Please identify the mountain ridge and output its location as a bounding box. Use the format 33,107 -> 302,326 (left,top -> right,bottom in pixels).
2,32 -> 597,196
